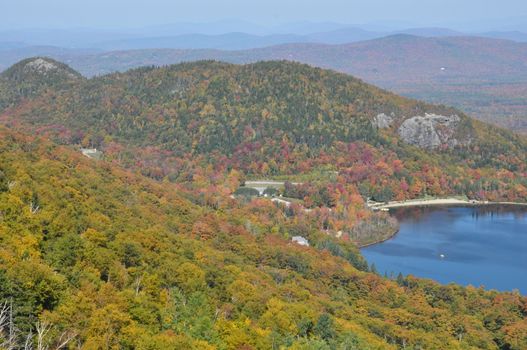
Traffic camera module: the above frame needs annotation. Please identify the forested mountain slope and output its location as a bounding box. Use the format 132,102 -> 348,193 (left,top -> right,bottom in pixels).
0,119 -> 526,349
3,35 -> 526,133
1,58 -> 526,204
0,57 -> 83,110
0,56 -> 527,349
0,57 -> 526,254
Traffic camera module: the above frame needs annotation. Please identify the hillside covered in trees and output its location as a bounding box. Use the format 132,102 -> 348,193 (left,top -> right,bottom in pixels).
0,57 -> 526,348
2,35 -> 526,134
0,117 -> 525,349
1,58 -> 526,200
0,57 -> 526,245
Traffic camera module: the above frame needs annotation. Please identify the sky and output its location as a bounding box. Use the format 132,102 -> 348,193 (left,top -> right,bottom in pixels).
2,0 -> 527,31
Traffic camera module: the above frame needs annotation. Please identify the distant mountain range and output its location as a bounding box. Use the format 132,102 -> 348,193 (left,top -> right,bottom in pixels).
94,27 -> 527,51
2,23 -> 527,51
1,34 -> 525,133
1,21 -> 527,133
3,34 -> 527,78
96,32 -> 309,51
482,31 -> 527,42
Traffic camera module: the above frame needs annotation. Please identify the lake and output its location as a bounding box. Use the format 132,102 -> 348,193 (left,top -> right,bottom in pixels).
361,205 -> 527,294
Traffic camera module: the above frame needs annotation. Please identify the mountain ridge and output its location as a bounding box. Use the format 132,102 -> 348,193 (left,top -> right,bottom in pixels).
1,58 -> 525,205
0,58 -> 526,349
9,34 -> 521,133
0,112 -> 525,349
0,60 -> 527,350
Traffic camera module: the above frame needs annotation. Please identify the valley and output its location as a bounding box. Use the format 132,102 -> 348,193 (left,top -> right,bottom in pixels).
3,1 -> 527,347
0,55 -> 525,349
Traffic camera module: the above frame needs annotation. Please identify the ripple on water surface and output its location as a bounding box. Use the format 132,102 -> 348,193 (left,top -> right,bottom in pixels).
361,205 -> 527,294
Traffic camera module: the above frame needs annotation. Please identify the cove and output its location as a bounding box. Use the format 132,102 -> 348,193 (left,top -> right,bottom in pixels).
361,205 -> 527,294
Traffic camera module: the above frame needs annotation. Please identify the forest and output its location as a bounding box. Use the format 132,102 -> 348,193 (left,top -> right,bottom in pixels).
1,58 -> 526,243
0,57 -> 525,349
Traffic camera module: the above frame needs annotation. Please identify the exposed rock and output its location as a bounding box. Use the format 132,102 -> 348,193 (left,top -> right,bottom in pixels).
21,58 -> 79,79
398,113 -> 462,149
291,236 -> 309,246
26,58 -> 58,73
372,113 -> 394,129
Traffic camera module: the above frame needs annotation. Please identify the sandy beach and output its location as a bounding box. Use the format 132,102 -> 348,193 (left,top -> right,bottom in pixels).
368,198 -> 527,210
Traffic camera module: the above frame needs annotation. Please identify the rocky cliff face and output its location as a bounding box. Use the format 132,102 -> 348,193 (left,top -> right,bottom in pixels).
372,113 -> 394,129
397,113 -> 464,149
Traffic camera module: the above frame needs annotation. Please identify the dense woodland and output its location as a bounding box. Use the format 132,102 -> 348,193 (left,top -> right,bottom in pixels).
1,59 -> 526,238
0,58 -> 526,349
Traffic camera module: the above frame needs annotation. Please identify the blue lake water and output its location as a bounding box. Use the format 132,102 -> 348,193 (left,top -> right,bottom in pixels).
361,206 -> 527,294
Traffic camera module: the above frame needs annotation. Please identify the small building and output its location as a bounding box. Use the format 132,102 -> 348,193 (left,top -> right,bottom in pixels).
81,148 -> 103,160
292,236 -> 309,247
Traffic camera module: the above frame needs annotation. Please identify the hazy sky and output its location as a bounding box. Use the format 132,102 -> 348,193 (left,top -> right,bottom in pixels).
2,0 -> 527,31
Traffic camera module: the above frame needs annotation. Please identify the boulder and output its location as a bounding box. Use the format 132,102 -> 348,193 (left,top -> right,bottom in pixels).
372,113 -> 394,129
398,113 -> 462,149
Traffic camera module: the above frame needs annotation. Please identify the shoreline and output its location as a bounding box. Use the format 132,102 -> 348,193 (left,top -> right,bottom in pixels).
358,227 -> 400,249
369,198 -> 527,210
359,198 -> 527,248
